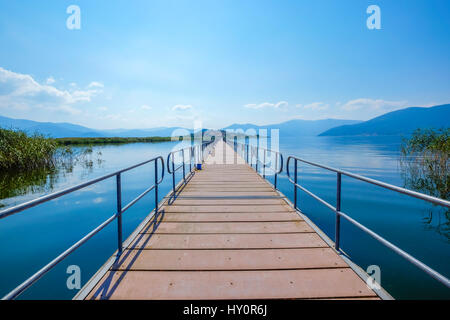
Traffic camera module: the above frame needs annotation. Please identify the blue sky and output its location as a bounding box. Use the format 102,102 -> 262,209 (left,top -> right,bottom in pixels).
0,0 -> 449,129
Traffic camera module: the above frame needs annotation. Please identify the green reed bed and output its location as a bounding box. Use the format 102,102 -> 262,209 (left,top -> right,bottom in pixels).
400,128 -> 449,200
0,129 -> 58,171
0,129 -> 178,172
56,136 -> 177,145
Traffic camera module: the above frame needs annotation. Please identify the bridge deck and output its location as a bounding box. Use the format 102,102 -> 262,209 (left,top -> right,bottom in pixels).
84,141 -> 378,300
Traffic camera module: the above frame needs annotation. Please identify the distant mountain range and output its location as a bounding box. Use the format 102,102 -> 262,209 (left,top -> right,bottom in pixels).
319,104 -> 450,136
0,115 -> 190,138
224,119 -> 361,136
1,104 -> 448,138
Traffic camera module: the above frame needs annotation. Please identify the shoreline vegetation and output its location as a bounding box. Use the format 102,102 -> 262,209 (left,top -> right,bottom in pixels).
400,128 -> 450,238
0,128 -> 58,171
0,128 -> 179,172
400,128 -> 449,201
56,136 -> 180,145
0,128 -> 181,205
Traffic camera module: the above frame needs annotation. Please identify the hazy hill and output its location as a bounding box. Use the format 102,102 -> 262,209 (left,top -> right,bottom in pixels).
319,104 -> 450,136
224,119 -> 361,136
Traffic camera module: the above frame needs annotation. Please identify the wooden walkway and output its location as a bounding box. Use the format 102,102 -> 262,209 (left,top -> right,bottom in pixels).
84,141 -> 379,300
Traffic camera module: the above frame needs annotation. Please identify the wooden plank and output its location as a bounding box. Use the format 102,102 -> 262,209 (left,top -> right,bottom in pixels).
177,192 -> 278,197
161,212 -> 302,222
141,221 -> 314,234
128,233 -> 328,249
87,269 -> 377,300
170,199 -> 285,206
183,186 -> 274,191
191,176 -> 266,180
185,182 -> 270,187
113,248 -> 349,271
164,205 -> 295,213
195,171 -> 256,175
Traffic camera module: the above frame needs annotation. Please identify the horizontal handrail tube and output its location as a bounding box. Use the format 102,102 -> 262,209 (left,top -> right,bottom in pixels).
1,155 -> 165,300
2,213 -> 117,300
338,210 -> 450,288
167,146 -> 195,174
288,155 -> 450,289
166,141 -> 215,196
232,142 -> 283,174
286,156 -> 450,208
297,184 -> 337,212
121,184 -> 156,214
0,156 -> 164,220
296,177 -> 450,289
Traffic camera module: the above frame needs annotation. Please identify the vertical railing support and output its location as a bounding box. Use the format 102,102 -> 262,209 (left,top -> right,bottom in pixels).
182,149 -> 186,182
246,144 -> 249,164
189,147 -> 192,173
335,172 -> 342,251
154,160 -> 158,215
116,173 -> 123,255
256,146 -> 259,173
263,149 -> 266,179
171,159 -> 176,195
294,159 -> 298,210
274,152 -> 278,189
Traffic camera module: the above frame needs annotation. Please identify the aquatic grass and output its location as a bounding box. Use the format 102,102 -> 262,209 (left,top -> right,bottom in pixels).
0,129 -> 58,171
400,128 -> 449,200
56,136 -> 177,145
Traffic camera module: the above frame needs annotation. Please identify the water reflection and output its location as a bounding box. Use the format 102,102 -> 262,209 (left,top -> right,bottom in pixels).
0,146 -> 103,207
422,208 -> 450,242
398,130 -> 449,239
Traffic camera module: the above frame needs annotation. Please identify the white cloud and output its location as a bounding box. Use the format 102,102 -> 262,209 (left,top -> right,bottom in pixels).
340,98 -> 407,112
87,81 -> 104,88
244,101 -> 288,109
140,104 -> 152,110
0,67 -> 101,114
98,106 -> 108,111
172,104 -> 193,111
93,197 -> 105,204
46,76 -> 55,85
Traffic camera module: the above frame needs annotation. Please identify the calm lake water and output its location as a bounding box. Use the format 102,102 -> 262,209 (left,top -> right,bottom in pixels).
0,136 -> 449,299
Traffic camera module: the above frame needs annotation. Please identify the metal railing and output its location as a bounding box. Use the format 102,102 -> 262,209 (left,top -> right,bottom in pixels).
286,155 -> 450,289
167,140 -> 215,196
229,140 -> 283,189
2,136 -> 449,298
0,156 -> 164,300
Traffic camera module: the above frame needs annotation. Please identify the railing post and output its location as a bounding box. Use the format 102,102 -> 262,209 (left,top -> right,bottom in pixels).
246,144 -> 249,164
189,148 -> 192,173
182,149 -> 186,182
274,152 -> 278,189
172,158 -> 176,195
335,172 -> 342,251
256,145 -> 259,173
294,159 -> 298,210
154,160 -> 158,215
263,149 -> 266,179
116,173 -> 122,255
